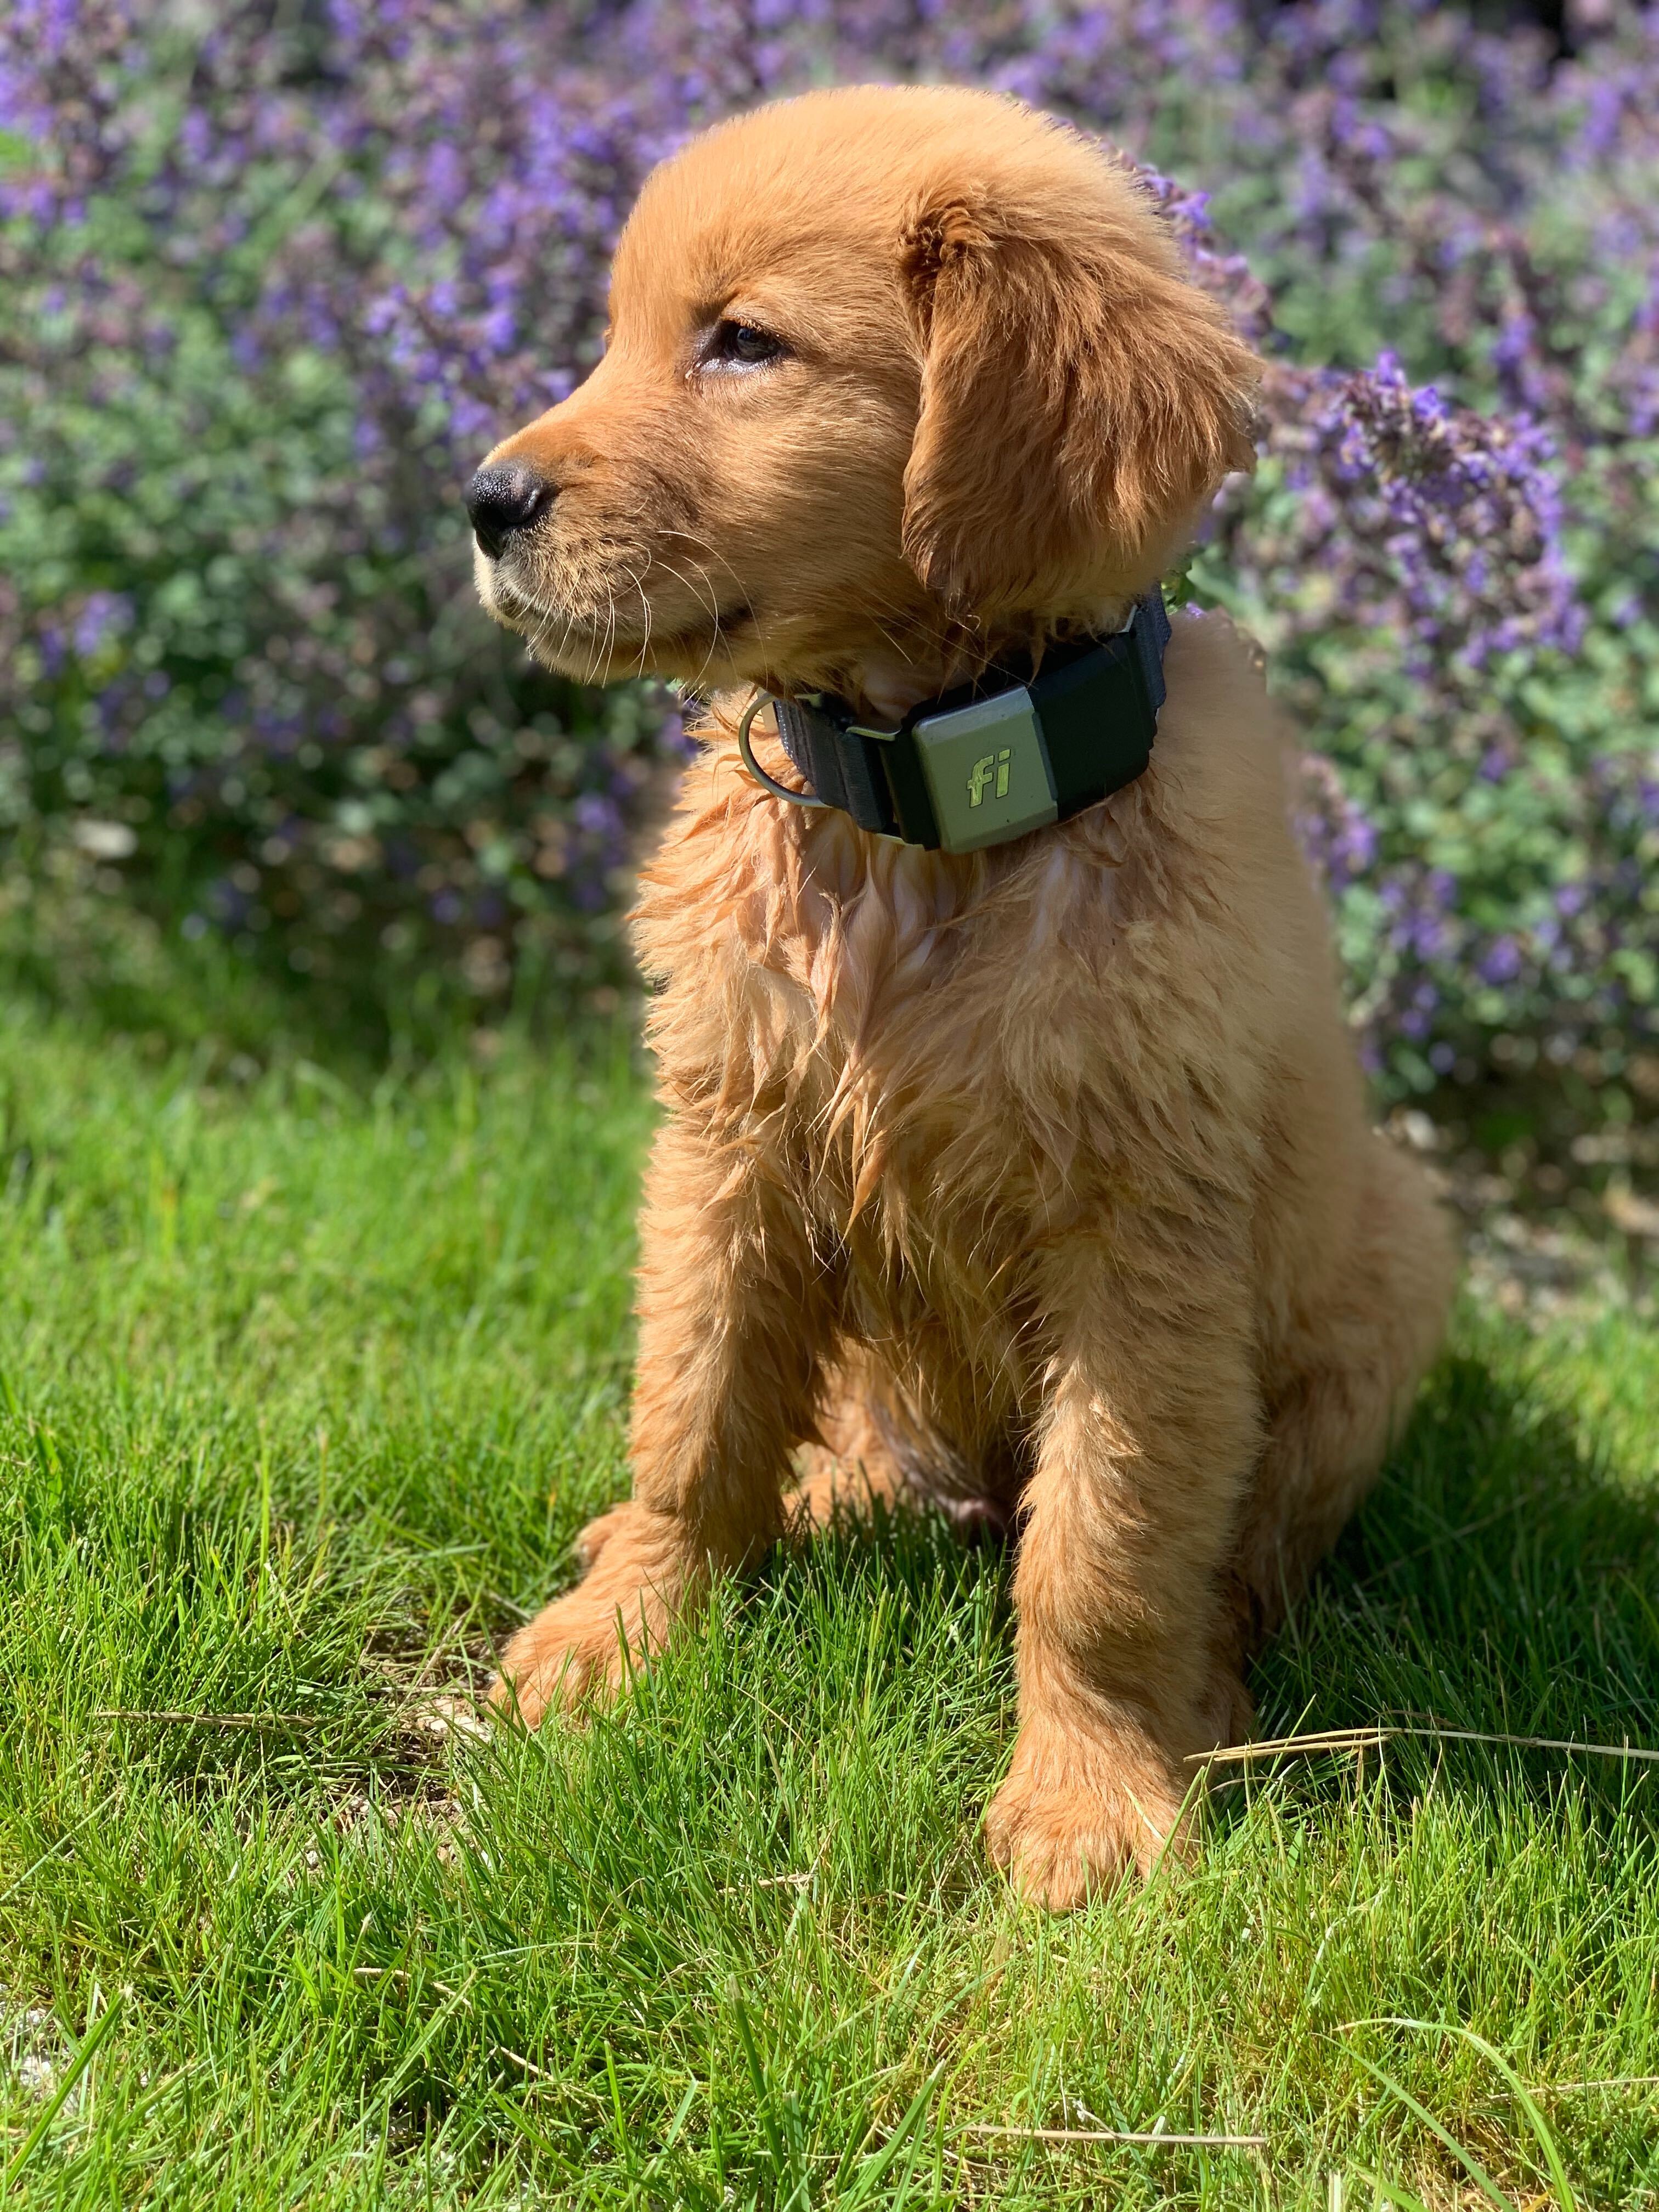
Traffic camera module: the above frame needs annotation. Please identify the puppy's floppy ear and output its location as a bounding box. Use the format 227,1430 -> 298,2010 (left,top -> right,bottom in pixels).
899,161 -> 1259,616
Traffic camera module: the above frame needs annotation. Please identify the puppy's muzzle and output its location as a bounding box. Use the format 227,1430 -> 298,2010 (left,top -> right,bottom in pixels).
465,462 -> 553,560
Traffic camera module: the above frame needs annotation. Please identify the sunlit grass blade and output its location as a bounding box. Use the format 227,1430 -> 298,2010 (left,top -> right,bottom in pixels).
1336,2030 -> 1513,2210
1369,2018 -> 1578,2212
3,1994 -> 122,2189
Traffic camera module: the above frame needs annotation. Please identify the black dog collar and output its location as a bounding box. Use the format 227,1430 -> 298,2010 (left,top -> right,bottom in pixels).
736,589 -> 1171,854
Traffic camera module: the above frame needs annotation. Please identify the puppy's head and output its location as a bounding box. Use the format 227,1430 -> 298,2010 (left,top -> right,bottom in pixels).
469,86 -> 1256,708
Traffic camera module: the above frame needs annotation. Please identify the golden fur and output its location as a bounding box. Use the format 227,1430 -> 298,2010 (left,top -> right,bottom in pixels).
471,85 -> 1456,1907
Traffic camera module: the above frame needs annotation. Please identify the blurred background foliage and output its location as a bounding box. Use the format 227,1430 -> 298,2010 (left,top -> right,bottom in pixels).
0,0 -> 1655,1144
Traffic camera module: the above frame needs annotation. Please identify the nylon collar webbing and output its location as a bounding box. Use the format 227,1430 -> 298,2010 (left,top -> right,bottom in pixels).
761,589 -> 1171,855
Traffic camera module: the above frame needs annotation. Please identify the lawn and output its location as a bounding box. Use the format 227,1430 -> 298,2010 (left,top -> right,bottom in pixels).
0,995 -> 1656,2208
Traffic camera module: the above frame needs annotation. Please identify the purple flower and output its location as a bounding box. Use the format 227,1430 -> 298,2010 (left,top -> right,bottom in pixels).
1480,935 -> 1523,986
71,590 -> 132,657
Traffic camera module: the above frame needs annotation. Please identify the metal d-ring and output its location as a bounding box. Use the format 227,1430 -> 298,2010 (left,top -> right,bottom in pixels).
736,690 -> 830,809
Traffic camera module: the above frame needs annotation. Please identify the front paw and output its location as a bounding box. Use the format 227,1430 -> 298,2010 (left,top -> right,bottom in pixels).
489,1505 -> 697,1726
984,1716 -> 1194,1909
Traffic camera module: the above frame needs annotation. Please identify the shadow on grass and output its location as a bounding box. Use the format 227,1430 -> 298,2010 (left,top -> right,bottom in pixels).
744,1346 -> 1659,1839
1242,1348 -> 1659,1829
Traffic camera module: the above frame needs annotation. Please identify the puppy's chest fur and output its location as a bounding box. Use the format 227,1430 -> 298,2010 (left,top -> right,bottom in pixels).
635,698 -> 1275,1403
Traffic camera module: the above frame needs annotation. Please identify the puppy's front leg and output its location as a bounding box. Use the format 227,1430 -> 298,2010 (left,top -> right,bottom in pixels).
986,1274 -> 1260,1906
493,1116 -> 836,1723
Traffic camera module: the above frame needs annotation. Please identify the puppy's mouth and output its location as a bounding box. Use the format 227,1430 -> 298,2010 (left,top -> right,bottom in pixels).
487,573 -> 755,680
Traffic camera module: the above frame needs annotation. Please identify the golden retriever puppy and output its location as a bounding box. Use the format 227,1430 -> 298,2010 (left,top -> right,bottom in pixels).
465,84 -> 1455,1907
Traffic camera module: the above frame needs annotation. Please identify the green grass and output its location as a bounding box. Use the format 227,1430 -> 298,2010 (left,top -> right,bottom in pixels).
1,997 -> 1656,2208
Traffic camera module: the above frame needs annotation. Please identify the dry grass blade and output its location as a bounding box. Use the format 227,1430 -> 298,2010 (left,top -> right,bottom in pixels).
495,2044 -> 554,2082
95,1708 -> 324,1731
1531,2074 -> 1659,2096
958,2123 -> 1267,2148
1187,1724 -> 1659,1767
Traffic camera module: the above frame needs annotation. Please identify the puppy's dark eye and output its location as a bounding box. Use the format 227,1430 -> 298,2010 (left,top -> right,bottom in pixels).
706,319 -> 785,368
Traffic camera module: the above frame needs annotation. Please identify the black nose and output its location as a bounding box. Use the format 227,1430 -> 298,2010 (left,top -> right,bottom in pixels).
464,462 -> 552,559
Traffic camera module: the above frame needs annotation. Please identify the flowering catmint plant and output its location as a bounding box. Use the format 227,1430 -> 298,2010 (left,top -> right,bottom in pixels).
0,0 -> 1654,1088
